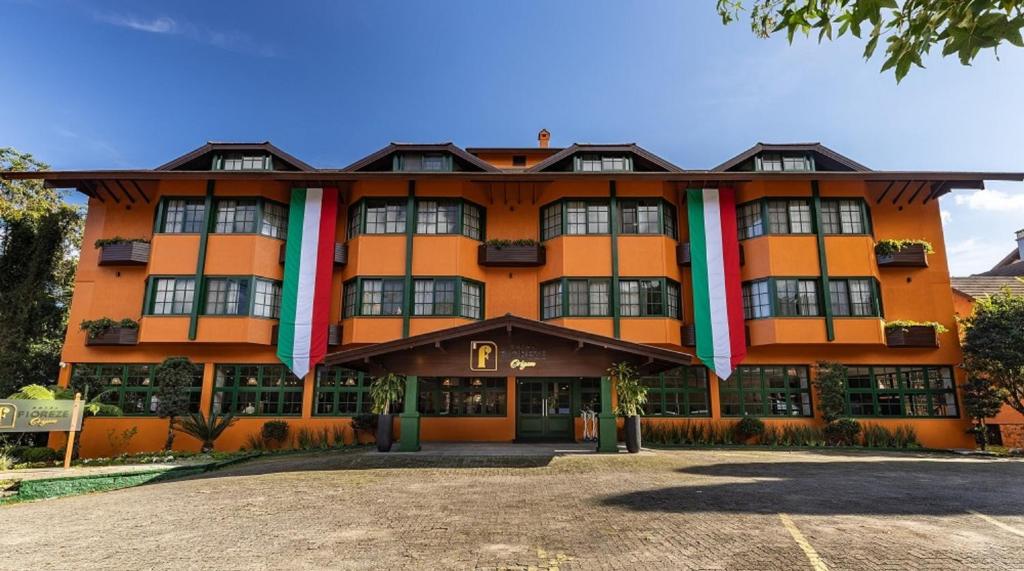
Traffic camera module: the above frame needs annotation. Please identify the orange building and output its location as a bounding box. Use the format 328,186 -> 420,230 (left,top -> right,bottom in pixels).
5,134 -> 1023,456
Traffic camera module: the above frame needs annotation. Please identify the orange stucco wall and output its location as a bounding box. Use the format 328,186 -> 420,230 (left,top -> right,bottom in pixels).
51,171 -> 978,456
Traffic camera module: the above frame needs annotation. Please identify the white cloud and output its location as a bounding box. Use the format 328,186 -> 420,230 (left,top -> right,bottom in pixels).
946,236 -> 1011,276
94,12 -> 276,57
953,189 -> 1024,213
940,209 -> 952,224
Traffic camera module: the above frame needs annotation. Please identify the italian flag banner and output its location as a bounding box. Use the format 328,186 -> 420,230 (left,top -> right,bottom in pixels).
686,187 -> 747,380
277,187 -> 338,379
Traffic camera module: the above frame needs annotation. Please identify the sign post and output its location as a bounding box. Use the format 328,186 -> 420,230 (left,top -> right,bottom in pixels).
63,393 -> 82,470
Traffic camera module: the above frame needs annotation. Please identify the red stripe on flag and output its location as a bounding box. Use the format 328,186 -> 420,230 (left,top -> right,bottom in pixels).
309,188 -> 339,369
716,187 -> 747,370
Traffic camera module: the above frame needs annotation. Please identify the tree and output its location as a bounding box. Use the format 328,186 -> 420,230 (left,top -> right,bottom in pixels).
0,148 -> 83,398
961,376 -> 1010,450
962,288 -> 1024,417
814,361 -> 848,423
153,357 -> 198,451
716,1 -> 1024,81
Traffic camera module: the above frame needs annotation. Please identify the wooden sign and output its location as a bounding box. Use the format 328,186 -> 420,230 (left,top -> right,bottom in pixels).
0,398 -> 84,433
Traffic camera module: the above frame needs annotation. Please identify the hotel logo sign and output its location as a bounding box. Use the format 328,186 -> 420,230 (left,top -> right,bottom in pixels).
0,399 -> 83,433
470,341 -> 498,371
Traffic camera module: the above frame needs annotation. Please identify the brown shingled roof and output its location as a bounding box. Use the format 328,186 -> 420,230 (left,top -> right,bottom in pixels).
951,276 -> 1024,299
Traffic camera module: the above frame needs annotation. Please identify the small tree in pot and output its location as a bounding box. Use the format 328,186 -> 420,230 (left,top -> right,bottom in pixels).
609,362 -> 646,453
370,373 -> 405,452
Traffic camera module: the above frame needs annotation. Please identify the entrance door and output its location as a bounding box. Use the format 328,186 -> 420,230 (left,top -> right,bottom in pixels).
516,379 -> 574,441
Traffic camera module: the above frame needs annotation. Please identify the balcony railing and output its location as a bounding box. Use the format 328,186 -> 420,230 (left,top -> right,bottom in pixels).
477,243 -> 546,267
98,242 -> 151,266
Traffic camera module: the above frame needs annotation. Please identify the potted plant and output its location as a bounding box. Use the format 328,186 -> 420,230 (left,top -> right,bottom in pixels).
608,362 -> 647,453
80,317 -> 140,346
874,239 -> 933,267
369,373 -> 405,452
884,320 -> 947,347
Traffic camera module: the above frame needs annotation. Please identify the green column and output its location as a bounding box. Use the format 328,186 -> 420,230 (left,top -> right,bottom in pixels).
398,375 -> 420,452
609,181 -> 621,339
188,181 -> 215,340
597,375 -> 618,453
402,181 -> 415,339
811,181 -> 835,341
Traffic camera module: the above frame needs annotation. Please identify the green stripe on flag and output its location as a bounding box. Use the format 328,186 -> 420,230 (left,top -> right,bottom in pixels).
686,190 -> 714,366
277,187 -> 306,371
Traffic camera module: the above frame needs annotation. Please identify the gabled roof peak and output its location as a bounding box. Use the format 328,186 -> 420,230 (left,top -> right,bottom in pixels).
156,141 -> 313,171
714,142 -> 870,172
525,143 -> 682,173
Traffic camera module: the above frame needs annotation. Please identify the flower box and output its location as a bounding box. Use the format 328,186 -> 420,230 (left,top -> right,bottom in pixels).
271,324 -> 341,346
98,242 -> 150,266
885,325 -> 939,348
279,242 -> 347,266
876,243 -> 929,268
477,244 -> 546,267
85,327 -> 139,346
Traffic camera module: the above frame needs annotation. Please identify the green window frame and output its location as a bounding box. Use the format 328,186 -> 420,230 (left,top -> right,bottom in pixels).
203,277 -> 251,316
845,365 -> 958,418
720,366 -> 812,417
828,278 -> 881,317
211,197 -> 289,239
393,153 -> 453,172
211,364 -> 303,416
756,153 -> 814,172
740,278 -> 821,318
213,153 -> 272,171
619,278 -> 682,319
314,366 -> 373,416
574,154 -> 633,172
641,366 -> 711,417
70,363 -> 204,416
618,199 -> 677,238
145,276 -> 197,316
820,199 -> 871,235
343,277 -> 484,319
347,199 -> 408,238
540,278 -> 612,319
736,198 -> 814,240
155,197 -> 207,234
413,198 -> 485,240
540,198 -> 676,240
252,278 -> 283,319
417,377 -> 507,416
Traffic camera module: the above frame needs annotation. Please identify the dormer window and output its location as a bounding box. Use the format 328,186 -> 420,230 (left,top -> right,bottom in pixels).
394,153 -> 452,172
575,155 -> 632,173
757,153 -> 813,172
215,153 -> 271,171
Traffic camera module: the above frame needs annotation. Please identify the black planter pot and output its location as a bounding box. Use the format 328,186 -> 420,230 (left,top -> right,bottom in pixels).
624,416 -> 641,453
376,414 -> 394,452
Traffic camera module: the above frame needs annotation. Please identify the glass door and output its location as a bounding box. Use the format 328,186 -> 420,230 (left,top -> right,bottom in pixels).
516,379 -> 574,441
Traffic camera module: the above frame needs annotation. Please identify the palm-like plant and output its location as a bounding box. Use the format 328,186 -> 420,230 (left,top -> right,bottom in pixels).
173,412 -> 236,452
370,373 -> 405,414
8,384 -> 122,416
607,362 -> 647,417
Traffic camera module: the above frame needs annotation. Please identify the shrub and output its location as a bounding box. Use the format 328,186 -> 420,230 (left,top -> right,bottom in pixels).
94,236 -> 150,248
18,447 -> 61,463
79,317 -> 139,339
639,420 -> 737,446
174,412 -> 236,452
331,424 -> 349,446
884,320 -> 949,334
735,416 -> 765,440
295,427 -> 316,449
824,418 -> 862,446
814,362 -> 848,423
244,432 -> 265,451
0,449 -> 13,471
861,423 -> 921,448
874,239 -> 935,256
261,421 -> 290,446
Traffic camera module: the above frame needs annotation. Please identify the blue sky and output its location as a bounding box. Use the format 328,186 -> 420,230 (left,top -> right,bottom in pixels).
2,0 -> 1022,274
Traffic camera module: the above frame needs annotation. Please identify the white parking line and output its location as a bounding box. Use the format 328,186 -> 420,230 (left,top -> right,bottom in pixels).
779,513 -> 829,571
969,510 -> 1024,538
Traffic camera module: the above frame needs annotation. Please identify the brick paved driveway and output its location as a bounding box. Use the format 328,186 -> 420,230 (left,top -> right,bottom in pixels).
1,448 -> 1022,570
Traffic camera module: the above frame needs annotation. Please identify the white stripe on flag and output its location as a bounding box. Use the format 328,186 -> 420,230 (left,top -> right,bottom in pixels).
701,189 -> 733,378
291,188 -> 323,378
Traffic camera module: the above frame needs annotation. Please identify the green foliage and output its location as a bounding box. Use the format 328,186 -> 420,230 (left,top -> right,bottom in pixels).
609,362 -> 647,417
860,423 -> 921,448
962,288 -> 1024,418
760,424 -> 826,447
0,149 -> 83,399
244,432 -> 265,451
0,448 -> 13,471
173,412 -> 236,452
154,357 -> 197,450
735,416 -> 766,439
331,423 -> 349,446
884,320 -> 949,334
350,413 -> 378,436
825,418 -> 862,446
716,0 -> 1024,81
295,427 -> 316,449
962,376 -> 1011,450
484,238 -> 540,248
814,361 -> 849,423
15,446 -> 60,463
261,420 -> 290,445
874,239 -> 935,255
640,420 -> 738,445
370,373 -> 405,414
7,383 -> 121,417
79,317 -> 139,339
93,236 -> 150,248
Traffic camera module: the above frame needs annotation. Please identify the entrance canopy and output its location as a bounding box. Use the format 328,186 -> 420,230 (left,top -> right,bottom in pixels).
324,314 -> 692,377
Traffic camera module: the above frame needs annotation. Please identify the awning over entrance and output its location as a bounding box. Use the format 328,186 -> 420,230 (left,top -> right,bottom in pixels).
324,314 -> 692,377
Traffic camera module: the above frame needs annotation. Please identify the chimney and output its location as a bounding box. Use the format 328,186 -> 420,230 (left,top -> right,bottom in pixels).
1016,228 -> 1024,260
538,129 -> 550,149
